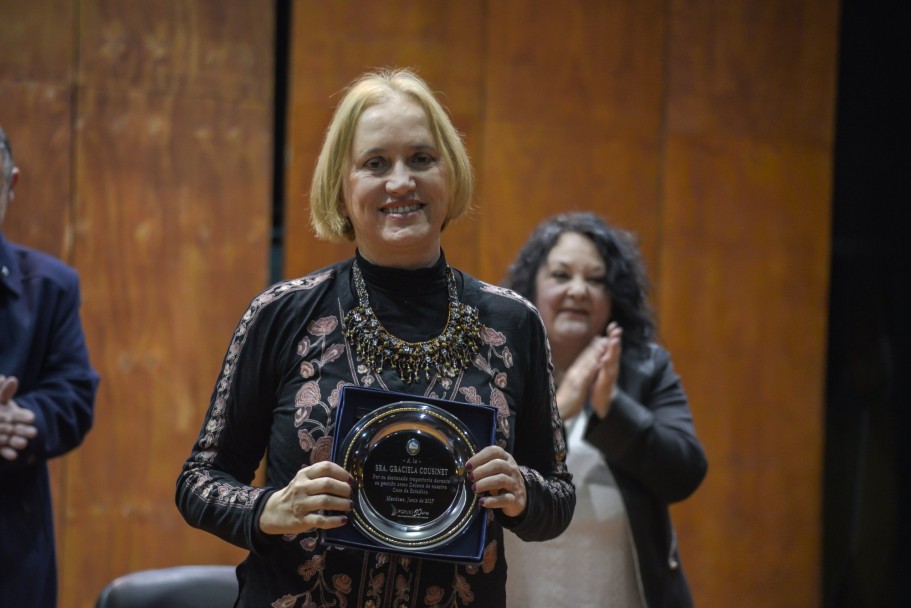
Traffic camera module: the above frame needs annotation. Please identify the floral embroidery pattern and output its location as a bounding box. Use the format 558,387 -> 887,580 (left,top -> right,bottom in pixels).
185,270 -> 334,509
277,544 -> 353,608
466,324 -> 515,446
295,316 -> 347,454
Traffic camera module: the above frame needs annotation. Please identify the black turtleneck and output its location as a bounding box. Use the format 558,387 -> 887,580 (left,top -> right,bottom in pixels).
354,250 -> 450,343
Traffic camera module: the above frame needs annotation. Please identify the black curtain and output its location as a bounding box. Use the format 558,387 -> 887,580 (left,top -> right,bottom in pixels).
824,1 -> 910,606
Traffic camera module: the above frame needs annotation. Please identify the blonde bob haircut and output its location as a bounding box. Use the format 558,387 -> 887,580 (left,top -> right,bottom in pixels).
309,68 -> 474,242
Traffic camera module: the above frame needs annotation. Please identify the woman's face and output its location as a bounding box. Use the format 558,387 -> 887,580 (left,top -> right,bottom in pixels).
343,95 -> 449,268
535,231 -> 612,344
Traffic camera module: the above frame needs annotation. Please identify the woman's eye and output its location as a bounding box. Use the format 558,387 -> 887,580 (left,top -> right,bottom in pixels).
588,276 -> 607,286
410,152 -> 435,167
551,271 -> 569,280
364,157 -> 388,171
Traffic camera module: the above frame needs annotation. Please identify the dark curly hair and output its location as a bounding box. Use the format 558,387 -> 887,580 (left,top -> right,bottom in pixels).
502,212 -> 656,355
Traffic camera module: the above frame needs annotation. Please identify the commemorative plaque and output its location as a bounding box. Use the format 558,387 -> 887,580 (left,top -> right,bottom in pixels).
324,385 -> 497,563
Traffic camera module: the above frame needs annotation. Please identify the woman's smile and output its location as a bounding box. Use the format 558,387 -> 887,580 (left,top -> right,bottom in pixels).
381,202 -> 425,214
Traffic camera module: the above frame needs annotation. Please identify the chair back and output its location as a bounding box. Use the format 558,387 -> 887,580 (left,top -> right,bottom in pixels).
95,565 -> 238,608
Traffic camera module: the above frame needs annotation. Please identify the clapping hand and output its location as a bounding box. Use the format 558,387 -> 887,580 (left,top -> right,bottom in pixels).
555,322 -> 623,420
0,375 -> 38,461
588,322 -> 622,419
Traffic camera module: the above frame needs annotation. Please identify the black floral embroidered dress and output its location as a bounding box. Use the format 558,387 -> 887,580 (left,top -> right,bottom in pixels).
176,254 -> 574,608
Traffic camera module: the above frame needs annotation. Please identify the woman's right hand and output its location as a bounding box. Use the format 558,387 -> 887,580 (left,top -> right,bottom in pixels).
258,460 -> 354,535
555,322 -> 623,421
555,336 -> 609,420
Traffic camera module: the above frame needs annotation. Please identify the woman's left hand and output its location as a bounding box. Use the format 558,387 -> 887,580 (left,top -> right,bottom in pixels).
466,445 -> 527,518
590,321 -> 623,419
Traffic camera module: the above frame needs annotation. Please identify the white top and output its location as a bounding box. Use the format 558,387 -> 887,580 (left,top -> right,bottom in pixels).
505,412 -> 645,608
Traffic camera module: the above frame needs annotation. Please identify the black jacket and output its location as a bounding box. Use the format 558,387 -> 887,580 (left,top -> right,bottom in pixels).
585,343 -> 708,608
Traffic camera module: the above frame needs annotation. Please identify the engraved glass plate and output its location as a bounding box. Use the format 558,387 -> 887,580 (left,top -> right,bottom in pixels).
337,401 -> 479,551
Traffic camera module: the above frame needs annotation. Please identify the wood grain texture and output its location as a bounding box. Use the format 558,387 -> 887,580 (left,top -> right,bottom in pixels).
16,2 -> 273,605
659,1 -> 838,606
78,0 -> 274,101
0,0 -> 74,83
62,59 -> 271,608
478,0 -> 666,283
0,0 -> 75,258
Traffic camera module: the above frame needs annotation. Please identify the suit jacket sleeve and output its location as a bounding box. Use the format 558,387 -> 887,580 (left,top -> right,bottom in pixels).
7,263 -> 98,465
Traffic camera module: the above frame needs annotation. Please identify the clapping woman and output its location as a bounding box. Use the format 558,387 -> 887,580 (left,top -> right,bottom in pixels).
502,212 -> 707,608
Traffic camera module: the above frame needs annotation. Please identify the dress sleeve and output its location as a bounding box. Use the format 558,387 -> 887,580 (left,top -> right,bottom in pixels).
175,290 -> 290,553
12,270 -> 98,463
585,344 -> 708,504
499,304 -> 576,541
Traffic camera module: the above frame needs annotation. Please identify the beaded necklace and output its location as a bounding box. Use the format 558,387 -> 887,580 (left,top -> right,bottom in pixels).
343,261 -> 483,384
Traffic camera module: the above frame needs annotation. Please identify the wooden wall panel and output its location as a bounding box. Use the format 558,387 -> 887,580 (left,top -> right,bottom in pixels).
0,0 -> 74,258
25,1 -> 273,605
479,0 -> 666,283
660,1 -> 838,606
0,0 -> 73,83
284,0 -> 486,278
78,0 -> 274,102
63,88 -> 272,603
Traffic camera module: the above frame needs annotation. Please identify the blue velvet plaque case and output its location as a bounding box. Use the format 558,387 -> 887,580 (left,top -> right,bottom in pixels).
323,385 -> 497,564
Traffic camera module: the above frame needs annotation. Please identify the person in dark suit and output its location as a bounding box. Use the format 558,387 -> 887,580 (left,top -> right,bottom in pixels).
0,125 -> 100,608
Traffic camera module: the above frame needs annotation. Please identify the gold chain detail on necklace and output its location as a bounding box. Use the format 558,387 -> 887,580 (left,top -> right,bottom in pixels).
343,261 -> 483,384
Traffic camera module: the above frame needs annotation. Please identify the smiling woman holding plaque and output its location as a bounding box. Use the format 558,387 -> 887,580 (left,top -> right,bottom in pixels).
176,68 -> 575,608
